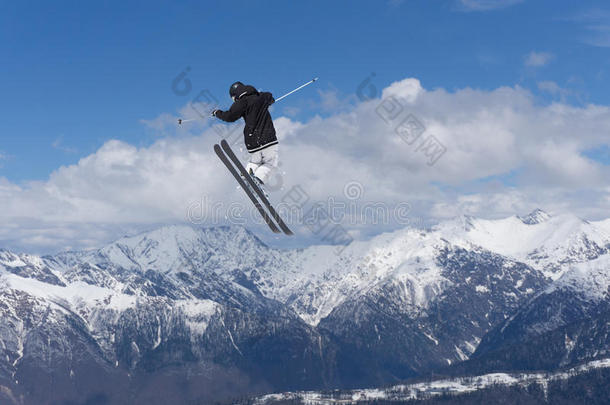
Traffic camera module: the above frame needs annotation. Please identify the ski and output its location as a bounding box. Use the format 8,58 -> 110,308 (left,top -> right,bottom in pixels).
214,144 -> 281,234
220,140 -> 294,236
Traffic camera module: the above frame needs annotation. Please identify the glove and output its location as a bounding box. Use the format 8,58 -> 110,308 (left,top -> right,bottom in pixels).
263,92 -> 275,106
211,109 -> 219,117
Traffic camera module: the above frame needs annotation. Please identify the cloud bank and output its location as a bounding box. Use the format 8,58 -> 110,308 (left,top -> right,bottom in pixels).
524,51 -> 554,67
2,78 -> 610,253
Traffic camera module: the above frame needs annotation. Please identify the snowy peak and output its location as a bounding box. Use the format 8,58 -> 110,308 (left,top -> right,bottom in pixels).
0,249 -> 43,269
592,218 -> 610,235
1,215 -> 609,403
549,254 -> 610,301
443,212 -> 610,278
518,208 -> 551,225
97,224 -> 204,273
0,249 -> 65,286
56,225 -> 268,276
4,212 -> 610,328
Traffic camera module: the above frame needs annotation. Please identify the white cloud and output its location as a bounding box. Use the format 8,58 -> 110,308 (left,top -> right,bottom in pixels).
2,78 -> 610,253
281,106 -> 301,118
381,78 -> 423,103
458,0 -> 524,12
52,135 -> 78,154
537,81 -> 576,103
524,51 -> 554,67
570,8 -> 610,48
317,89 -> 343,112
537,81 -> 562,94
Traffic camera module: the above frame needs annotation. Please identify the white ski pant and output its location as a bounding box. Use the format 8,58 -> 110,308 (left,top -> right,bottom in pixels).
245,144 -> 279,184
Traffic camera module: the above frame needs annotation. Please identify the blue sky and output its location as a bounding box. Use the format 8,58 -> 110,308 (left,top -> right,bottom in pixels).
1,0 -> 610,254
1,0 -> 609,181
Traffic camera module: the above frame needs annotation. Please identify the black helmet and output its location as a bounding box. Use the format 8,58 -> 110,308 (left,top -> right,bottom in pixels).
229,81 -> 244,100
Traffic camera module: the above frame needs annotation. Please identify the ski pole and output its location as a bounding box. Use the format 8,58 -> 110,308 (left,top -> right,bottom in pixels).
275,77 -> 318,103
178,78 -> 318,125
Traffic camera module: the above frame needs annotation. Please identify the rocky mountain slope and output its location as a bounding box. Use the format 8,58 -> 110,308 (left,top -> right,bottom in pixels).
0,209 -> 608,404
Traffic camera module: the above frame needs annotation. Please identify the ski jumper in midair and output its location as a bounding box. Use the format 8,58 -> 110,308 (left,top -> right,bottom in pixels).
212,82 -> 278,188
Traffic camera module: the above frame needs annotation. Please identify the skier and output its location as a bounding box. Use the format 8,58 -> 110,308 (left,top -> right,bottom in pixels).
211,82 -> 278,193
209,78 -> 317,235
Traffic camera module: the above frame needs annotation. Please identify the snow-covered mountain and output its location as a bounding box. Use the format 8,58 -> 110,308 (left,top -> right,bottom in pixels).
261,208 -> 609,327
0,227 -> 328,404
472,253 -> 610,370
443,210 -> 610,278
0,209 -> 609,404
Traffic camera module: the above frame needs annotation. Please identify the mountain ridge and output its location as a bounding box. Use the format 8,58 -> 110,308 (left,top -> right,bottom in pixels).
1,209 -> 609,403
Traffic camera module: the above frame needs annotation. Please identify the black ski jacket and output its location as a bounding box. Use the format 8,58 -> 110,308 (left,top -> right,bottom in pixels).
215,84 -> 277,153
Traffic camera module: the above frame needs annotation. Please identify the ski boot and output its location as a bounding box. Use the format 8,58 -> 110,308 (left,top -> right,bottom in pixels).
248,169 -> 270,200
